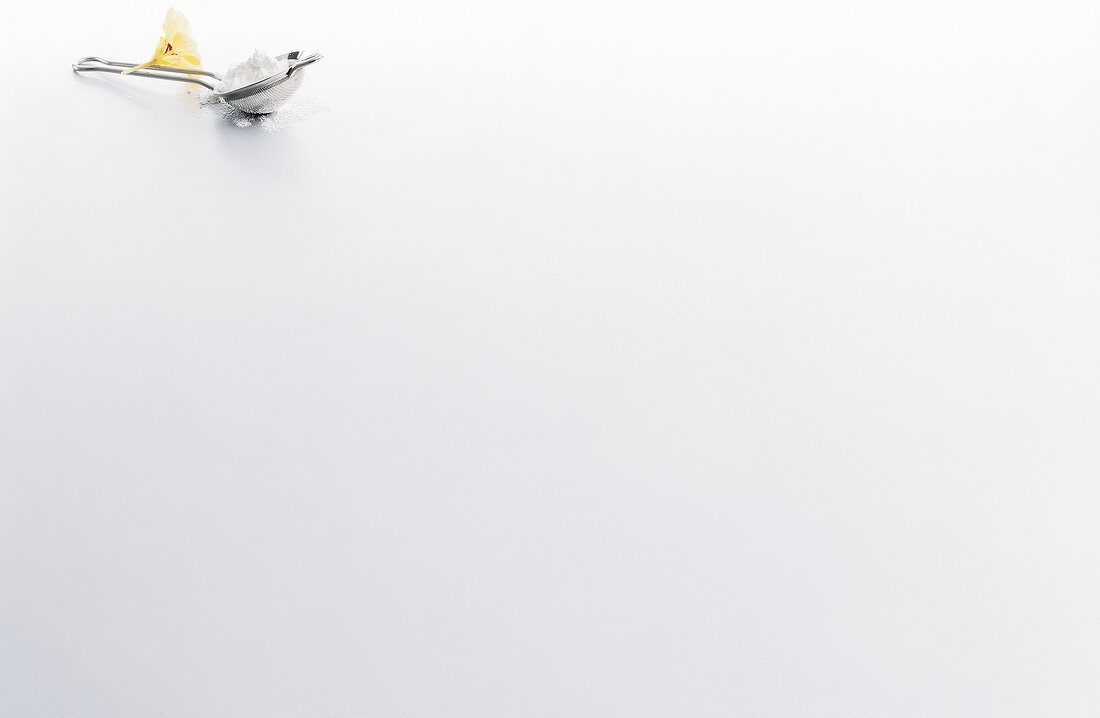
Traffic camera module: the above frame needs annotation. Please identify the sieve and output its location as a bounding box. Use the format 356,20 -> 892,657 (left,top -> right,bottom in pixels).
72,50 -> 322,114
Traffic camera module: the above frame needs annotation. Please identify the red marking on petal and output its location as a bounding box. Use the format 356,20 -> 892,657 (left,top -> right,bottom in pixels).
166,42 -> 173,53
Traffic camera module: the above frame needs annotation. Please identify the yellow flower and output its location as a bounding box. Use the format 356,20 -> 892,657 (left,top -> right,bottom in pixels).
122,8 -> 201,75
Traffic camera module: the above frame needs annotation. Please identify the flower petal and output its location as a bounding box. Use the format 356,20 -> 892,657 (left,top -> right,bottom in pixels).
168,31 -> 198,54
121,9 -> 201,74
162,7 -> 192,38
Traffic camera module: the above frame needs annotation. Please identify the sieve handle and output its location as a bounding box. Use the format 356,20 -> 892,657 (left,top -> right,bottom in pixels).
72,56 -> 221,91
287,53 -> 323,76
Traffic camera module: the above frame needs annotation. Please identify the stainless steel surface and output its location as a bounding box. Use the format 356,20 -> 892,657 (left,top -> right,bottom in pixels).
71,57 -> 221,90
72,51 -> 322,114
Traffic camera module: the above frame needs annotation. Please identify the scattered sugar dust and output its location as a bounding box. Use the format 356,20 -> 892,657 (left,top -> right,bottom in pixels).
194,88 -> 329,133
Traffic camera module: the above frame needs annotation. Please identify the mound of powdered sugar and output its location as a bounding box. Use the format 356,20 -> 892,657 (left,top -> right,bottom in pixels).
216,50 -> 288,93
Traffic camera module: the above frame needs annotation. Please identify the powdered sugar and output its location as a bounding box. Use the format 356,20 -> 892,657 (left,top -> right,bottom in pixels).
216,50 -> 289,93
188,49 -> 325,130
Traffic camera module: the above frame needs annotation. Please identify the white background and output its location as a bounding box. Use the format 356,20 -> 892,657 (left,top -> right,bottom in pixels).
3,1 -> 1100,716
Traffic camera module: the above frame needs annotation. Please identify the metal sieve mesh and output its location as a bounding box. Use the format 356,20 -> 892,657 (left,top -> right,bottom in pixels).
223,71 -> 306,114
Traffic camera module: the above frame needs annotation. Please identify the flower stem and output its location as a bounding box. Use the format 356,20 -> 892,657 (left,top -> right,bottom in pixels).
120,59 -> 157,75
